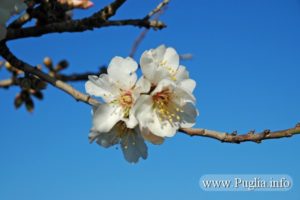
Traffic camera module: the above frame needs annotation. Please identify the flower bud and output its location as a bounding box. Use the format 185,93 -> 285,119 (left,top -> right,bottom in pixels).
56,60 -> 69,71
43,57 -> 53,70
14,94 -> 24,109
25,97 -> 34,113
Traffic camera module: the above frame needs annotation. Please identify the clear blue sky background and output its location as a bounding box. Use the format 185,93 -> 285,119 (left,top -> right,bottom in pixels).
1,0 -> 300,199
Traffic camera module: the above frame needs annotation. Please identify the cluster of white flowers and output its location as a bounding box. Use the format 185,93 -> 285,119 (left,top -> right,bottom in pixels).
0,0 -> 27,41
86,45 -> 198,163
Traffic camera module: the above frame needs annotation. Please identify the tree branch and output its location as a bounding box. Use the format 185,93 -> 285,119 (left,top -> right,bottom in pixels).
5,0 -> 165,41
0,42 -> 99,106
1,41 -> 299,143
0,69 -> 104,88
180,125 -> 300,143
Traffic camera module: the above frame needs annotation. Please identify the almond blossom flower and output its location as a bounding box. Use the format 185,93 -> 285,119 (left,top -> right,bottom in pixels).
140,44 -> 190,84
134,79 -> 198,137
58,0 -> 94,9
89,122 -> 148,163
135,45 -> 198,137
85,56 -> 150,133
0,0 -> 27,40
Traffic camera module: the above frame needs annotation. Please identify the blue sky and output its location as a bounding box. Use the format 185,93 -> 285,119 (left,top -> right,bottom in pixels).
1,0 -> 300,199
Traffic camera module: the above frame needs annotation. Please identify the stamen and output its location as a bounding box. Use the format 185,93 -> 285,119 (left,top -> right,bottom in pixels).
153,89 -> 183,126
157,60 -> 177,81
118,91 -> 133,118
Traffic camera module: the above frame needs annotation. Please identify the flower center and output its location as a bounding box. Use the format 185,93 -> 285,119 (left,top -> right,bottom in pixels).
153,89 -> 182,124
119,91 -> 133,118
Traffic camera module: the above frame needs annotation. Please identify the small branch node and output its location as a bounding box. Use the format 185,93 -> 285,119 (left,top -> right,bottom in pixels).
263,129 -> 271,136
231,130 -> 237,136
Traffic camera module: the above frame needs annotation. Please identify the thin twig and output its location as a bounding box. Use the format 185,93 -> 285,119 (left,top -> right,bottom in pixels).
144,0 -> 170,20
129,0 -> 168,58
180,125 -> 300,144
129,29 -> 149,58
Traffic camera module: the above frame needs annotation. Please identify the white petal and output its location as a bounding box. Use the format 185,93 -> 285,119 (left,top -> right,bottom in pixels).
85,75 -> 119,102
175,65 -> 189,81
132,95 -> 153,118
134,76 -> 151,94
151,44 -> 166,62
140,51 -> 157,83
163,47 -> 179,71
147,112 -> 179,137
174,86 -> 196,105
122,110 -> 138,129
107,56 -> 138,90
89,129 -> 119,148
120,128 -> 148,163
151,79 -> 176,95
140,127 -> 164,145
178,79 -> 196,93
135,94 -> 178,137
133,95 -> 155,129
140,45 -> 175,84
179,102 -> 199,128
93,104 -> 123,133
152,67 -> 172,84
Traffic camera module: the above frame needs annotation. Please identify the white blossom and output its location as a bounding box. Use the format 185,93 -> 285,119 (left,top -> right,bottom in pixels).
87,45 -> 198,162
89,122 -> 148,163
134,79 -> 198,137
0,0 -> 27,41
140,44 -> 192,85
85,56 -> 150,133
